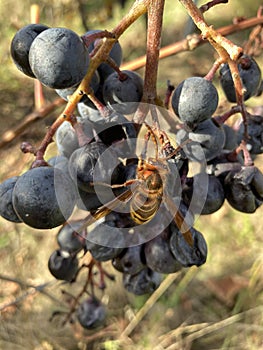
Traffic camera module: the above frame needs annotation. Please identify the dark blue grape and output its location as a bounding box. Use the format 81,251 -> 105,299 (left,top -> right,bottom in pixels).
123,268 -> 162,295
29,27 -> 90,89
55,70 -> 100,101
220,55 -> 262,102
91,112 -> 137,158
57,221 -> 86,254
102,70 -> 143,114
86,222 -> 124,261
55,121 -> 79,158
76,189 -> 104,212
68,141 -> 120,192
48,249 -> 78,282
222,124 -> 238,151
10,24 -> 49,78
0,176 -> 22,223
77,297 -> 106,329
182,173 -> 225,215
144,228 -> 182,273
112,245 -> 146,275
12,166 -> 76,229
176,119 -> 225,162
85,29 -> 122,81
171,77 -> 219,128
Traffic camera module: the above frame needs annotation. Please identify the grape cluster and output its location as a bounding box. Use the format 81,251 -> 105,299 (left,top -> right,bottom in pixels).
1,13 -> 263,332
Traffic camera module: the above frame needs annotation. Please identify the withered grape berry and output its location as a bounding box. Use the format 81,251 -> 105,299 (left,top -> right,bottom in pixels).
77,297 -> 106,329
169,225 -> 207,267
220,55 -> 262,102
48,249 -> 78,282
224,165 -> 263,213
171,76 -> 219,128
0,176 -> 22,223
123,268 -> 162,295
112,245 -> 146,275
29,27 -> 90,89
10,23 -> 49,78
12,166 -> 76,229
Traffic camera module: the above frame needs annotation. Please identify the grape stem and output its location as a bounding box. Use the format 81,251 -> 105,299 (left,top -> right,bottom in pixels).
142,0 -> 165,104
133,0 -> 165,125
204,58 -> 224,81
237,140 -> 254,167
71,115 -> 93,147
214,105 -> 242,125
61,257 -> 113,326
105,56 -> 128,81
199,0 -> 228,14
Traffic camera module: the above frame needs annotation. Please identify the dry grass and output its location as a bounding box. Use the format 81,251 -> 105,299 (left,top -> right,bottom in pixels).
1,1 -> 263,349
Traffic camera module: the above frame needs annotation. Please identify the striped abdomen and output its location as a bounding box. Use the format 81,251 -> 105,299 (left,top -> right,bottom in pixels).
130,172 -> 163,225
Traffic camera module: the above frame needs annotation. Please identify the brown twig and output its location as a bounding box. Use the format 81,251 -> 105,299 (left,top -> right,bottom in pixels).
243,6 -> 263,56
133,0 -> 165,125
142,0 -> 165,105
199,0 -> 228,14
214,105 -> 242,124
0,274 -> 64,311
31,4 -> 45,110
178,0 -> 243,61
120,15 -> 263,71
0,98 -> 65,149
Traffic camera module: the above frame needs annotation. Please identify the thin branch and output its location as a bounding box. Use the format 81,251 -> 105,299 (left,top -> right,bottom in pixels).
120,15 -> 263,71
199,0 -> 228,14
142,0 -> 165,104
31,4 -> 45,110
0,98 -> 65,149
0,274 -> 65,311
178,0 -> 242,61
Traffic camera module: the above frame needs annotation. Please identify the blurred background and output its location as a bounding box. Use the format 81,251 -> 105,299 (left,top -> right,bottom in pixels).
0,0 -> 263,349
